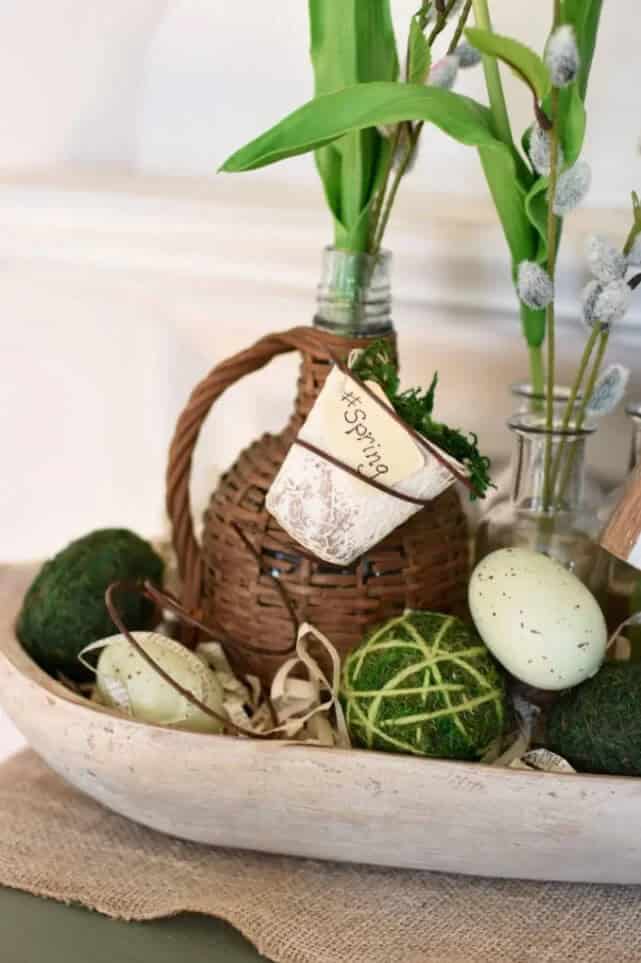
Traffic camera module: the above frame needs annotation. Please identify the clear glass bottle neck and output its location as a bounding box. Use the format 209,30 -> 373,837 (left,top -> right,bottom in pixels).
510,381 -> 582,415
313,247 -> 393,338
509,413 -> 595,514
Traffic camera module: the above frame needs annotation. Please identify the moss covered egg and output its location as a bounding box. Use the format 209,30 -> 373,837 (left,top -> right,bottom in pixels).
546,662 -> 641,776
341,611 -> 507,760
18,528 -> 164,680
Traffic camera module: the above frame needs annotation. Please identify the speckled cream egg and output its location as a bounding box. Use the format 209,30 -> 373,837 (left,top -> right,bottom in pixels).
468,549 -> 607,691
95,632 -> 225,733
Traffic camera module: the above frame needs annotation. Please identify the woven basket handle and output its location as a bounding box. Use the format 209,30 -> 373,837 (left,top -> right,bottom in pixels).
166,326 -> 335,614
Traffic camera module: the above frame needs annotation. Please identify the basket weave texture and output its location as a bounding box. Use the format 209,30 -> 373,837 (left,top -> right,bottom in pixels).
166,326 -> 470,681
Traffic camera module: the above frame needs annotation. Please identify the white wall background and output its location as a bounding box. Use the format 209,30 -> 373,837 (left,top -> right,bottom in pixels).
1,0 -> 641,568
0,1 -> 638,200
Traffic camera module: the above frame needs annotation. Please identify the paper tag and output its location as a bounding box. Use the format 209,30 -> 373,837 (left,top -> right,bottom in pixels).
302,367 -> 424,488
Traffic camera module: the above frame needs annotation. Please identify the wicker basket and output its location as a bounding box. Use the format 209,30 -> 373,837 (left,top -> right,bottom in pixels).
166,326 -> 470,681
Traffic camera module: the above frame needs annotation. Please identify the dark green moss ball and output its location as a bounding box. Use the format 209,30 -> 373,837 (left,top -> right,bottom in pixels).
17,529 -> 164,680
547,663 -> 641,776
341,612 -> 507,760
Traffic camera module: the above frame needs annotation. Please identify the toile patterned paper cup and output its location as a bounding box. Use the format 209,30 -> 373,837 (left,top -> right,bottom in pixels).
266,365 -> 463,566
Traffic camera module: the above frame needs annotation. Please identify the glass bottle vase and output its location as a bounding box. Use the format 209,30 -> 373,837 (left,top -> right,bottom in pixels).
487,382 -> 603,515
192,246 -> 470,682
476,412 -> 601,588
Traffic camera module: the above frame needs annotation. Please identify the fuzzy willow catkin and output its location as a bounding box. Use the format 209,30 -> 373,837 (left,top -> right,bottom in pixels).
582,279 -> 632,328
545,25 -> 580,88
429,55 -> 459,90
586,235 -> 627,284
529,123 -> 564,178
585,364 -> 630,417
454,42 -> 481,69
517,261 -> 554,310
554,161 -> 592,216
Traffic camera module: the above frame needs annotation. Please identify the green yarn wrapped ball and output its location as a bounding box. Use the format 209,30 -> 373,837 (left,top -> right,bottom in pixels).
18,529 -> 164,680
547,663 -> 641,776
341,611 -> 507,760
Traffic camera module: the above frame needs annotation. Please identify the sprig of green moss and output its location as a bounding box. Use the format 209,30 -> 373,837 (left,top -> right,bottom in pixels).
350,341 -> 493,499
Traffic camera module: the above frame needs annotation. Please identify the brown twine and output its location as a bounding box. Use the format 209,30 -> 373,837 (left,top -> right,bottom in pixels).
230,524 -> 300,641
294,439 -> 430,508
104,580 -> 289,740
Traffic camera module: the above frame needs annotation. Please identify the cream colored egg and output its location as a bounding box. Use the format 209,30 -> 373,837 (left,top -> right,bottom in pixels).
96,632 -> 224,733
468,548 -> 607,691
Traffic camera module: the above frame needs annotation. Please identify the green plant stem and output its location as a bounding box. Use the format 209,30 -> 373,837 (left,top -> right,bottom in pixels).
471,0 -> 513,147
448,0 -> 472,51
370,0 -> 472,256
556,327 -> 609,505
427,0 -> 461,47
368,124 -> 402,252
548,323 -> 600,501
371,125 -> 418,254
542,84 -> 561,511
473,0 -> 545,397
551,194 -> 639,506
528,344 -> 546,405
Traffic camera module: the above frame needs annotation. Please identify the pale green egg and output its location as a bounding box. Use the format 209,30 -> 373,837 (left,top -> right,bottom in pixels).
469,549 -> 607,691
96,632 -> 224,733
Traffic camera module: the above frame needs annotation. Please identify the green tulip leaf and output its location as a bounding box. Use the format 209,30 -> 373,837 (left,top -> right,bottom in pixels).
408,16 -> 432,86
520,303 -> 547,350
478,145 -> 535,265
559,84 -> 586,165
221,83 -> 507,173
465,27 -> 551,102
308,0 -> 398,251
477,143 -> 544,347
562,0 -> 603,100
524,176 -> 551,263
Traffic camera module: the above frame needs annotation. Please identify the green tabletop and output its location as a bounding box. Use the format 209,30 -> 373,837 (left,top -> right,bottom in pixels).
0,887 -> 272,963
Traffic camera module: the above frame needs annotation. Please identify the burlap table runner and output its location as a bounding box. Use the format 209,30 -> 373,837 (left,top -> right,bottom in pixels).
1,750 -> 640,963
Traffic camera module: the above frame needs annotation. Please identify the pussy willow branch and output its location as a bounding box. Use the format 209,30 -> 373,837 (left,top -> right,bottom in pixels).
473,0 -> 546,397
555,328 -> 609,505
370,0 -> 472,256
367,125 -> 402,251
547,322 -> 600,503
427,0 -> 465,47
367,3 -> 419,252
552,214 -> 641,505
542,0 -> 563,512
449,0 -> 473,51
542,88 -> 561,511
370,125 -> 419,254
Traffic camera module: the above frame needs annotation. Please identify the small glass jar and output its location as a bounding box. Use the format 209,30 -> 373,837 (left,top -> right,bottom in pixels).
476,412 -> 602,588
485,383 -> 603,531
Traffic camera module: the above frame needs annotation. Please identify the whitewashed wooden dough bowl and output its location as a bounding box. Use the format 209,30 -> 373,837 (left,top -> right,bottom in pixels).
2,562 -> 641,885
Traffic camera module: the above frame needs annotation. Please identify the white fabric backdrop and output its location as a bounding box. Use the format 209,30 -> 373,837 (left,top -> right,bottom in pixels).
0,2 -> 637,202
